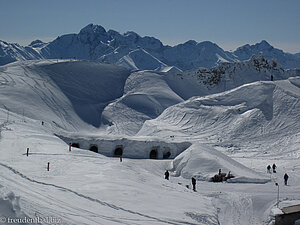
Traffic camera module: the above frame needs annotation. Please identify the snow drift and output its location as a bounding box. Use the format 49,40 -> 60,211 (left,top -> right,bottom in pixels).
171,143 -> 269,183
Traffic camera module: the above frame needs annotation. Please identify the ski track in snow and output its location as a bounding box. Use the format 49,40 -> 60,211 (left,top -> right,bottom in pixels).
0,162 -> 196,225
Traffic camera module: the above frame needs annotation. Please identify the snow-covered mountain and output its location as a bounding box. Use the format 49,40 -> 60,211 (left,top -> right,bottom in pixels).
233,40 -> 300,69
0,40 -> 43,65
1,24 -> 300,70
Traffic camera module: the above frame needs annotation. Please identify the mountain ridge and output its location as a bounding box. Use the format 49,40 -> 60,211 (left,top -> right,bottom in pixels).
1,23 -> 300,70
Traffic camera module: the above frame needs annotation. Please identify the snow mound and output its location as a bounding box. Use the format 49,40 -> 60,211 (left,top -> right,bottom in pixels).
1,58 -> 299,137
171,144 -> 269,183
0,190 -> 30,224
0,60 -> 130,131
138,76 -> 300,163
101,70 -> 184,135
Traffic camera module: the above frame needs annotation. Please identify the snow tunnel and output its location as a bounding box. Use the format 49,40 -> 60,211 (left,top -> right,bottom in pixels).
163,151 -> 171,159
114,146 -> 123,156
149,149 -> 158,159
89,145 -> 98,153
71,143 -> 80,148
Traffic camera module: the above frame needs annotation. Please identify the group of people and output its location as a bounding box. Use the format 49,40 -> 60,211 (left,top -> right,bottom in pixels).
165,163 -> 290,192
267,163 -> 277,173
267,164 -> 289,185
164,170 -> 197,191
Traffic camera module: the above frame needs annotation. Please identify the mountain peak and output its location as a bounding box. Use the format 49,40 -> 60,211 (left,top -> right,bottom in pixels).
79,23 -> 107,35
28,40 -> 46,48
124,31 -> 141,39
183,40 -> 197,46
255,40 -> 272,49
78,23 -> 108,44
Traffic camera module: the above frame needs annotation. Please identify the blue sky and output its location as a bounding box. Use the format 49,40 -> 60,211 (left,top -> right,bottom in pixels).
0,0 -> 299,53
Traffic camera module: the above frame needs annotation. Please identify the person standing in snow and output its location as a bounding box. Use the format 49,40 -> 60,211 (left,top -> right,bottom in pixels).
272,164 -> 277,173
192,177 -> 196,191
267,165 -> 271,173
284,173 -> 289,185
164,170 -> 169,180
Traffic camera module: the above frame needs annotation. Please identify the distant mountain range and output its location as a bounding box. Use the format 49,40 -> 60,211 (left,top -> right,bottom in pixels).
1,23 -> 300,71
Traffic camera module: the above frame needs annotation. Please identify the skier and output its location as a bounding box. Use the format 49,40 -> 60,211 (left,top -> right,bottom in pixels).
192,177 -> 196,191
284,173 -> 289,185
164,170 -> 169,180
267,165 -> 271,173
272,164 -> 277,173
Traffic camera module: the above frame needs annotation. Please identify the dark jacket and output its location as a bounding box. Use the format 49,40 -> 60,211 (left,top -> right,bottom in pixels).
192,177 -> 196,185
164,170 -> 169,179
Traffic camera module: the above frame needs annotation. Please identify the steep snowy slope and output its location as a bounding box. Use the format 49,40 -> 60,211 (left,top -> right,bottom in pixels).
101,70 -> 184,135
139,77 -> 300,142
0,60 -> 130,131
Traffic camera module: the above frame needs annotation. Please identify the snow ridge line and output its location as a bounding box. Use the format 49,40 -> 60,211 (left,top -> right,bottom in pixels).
0,162 -> 192,225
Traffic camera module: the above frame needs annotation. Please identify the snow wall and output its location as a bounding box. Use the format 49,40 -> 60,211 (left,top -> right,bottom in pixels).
57,135 -> 191,159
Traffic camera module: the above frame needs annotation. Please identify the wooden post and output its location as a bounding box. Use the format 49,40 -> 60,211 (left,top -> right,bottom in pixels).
26,148 -> 29,156
120,156 -> 122,162
69,143 -> 71,151
47,162 -> 50,171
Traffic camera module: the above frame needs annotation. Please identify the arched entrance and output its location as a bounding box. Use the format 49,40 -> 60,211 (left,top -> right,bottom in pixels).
114,146 -> 123,156
89,145 -> 98,153
163,151 -> 171,159
149,149 -> 158,159
71,143 -> 80,148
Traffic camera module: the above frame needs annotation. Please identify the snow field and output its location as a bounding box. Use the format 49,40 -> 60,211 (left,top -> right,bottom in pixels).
1,59 -> 300,224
